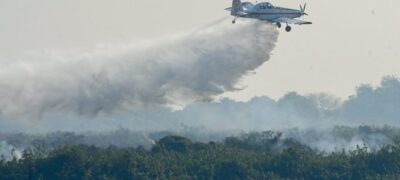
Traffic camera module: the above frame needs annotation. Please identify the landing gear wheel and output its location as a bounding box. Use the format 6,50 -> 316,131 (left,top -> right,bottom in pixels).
232,20 -> 236,24
285,26 -> 292,32
276,22 -> 281,28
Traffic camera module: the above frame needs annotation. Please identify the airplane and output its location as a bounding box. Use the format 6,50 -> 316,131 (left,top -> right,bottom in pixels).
225,0 -> 312,32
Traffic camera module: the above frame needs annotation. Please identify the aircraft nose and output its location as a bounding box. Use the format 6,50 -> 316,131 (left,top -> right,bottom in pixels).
299,10 -> 308,15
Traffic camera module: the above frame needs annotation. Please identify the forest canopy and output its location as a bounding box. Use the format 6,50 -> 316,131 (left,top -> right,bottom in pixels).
1,130 -> 400,179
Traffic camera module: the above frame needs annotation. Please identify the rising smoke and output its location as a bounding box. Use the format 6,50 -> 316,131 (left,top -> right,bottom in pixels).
1,77 -> 399,155
1,17 -> 399,155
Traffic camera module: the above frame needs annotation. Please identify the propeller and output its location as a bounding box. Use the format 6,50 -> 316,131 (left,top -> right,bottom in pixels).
300,3 -> 308,15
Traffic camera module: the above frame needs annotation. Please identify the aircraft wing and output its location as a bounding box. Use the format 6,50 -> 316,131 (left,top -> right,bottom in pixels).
224,7 -> 248,16
236,11 -> 248,16
272,17 -> 312,25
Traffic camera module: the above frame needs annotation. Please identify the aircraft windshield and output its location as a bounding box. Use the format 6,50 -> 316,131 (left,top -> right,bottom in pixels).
241,2 -> 254,10
257,2 -> 273,9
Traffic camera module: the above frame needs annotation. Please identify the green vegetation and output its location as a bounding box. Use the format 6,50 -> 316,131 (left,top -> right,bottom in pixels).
1,133 -> 400,179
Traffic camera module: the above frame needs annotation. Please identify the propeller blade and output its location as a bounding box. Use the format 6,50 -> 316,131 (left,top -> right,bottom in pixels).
303,3 -> 307,12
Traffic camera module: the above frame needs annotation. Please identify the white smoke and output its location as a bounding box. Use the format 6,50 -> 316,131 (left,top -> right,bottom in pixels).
0,19 -> 278,119
1,16 -> 398,154
0,141 -> 22,161
284,127 -> 394,153
1,76 -> 400,153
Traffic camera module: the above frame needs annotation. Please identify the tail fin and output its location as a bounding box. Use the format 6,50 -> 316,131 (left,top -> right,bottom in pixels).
231,0 -> 242,16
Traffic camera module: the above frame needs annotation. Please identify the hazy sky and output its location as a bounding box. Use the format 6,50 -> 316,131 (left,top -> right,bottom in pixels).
1,0 -> 399,100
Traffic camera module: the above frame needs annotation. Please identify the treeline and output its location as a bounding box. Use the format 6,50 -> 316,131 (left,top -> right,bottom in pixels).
1,134 -> 400,179
2,125 -> 400,153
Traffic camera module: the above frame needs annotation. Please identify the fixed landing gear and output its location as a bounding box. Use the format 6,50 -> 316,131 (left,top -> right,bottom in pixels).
285,25 -> 292,32
277,23 -> 291,32
232,17 -> 238,24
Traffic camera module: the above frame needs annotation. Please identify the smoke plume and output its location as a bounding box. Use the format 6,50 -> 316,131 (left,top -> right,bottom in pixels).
0,19 -> 278,119
1,16 -> 399,155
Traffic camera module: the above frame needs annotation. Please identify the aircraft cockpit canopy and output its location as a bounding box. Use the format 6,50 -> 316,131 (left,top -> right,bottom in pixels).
257,2 -> 274,9
241,2 -> 255,11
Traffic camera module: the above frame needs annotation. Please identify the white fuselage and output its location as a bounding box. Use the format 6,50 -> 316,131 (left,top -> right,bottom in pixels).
239,2 -> 303,21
